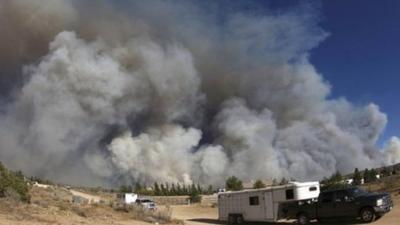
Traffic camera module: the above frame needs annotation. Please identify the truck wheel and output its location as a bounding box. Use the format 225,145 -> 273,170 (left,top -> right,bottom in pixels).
297,213 -> 309,225
236,215 -> 244,224
360,207 -> 375,223
228,215 -> 236,224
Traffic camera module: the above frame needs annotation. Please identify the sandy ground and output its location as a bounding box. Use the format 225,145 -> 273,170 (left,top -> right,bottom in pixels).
171,195 -> 400,225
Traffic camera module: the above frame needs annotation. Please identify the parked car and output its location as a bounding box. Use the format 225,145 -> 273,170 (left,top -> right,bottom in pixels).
136,198 -> 157,210
282,187 -> 393,224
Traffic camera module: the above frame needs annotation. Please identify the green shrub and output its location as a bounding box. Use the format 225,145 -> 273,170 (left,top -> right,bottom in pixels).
189,191 -> 202,203
0,162 -> 30,202
253,180 -> 266,189
225,176 -> 243,191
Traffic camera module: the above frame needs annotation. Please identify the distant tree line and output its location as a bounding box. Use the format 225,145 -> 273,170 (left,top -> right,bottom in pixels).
132,176 -> 300,195
320,171 -> 347,190
321,166 -> 389,190
225,176 -> 291,191
121,166 -> 399,198
119,175 -> 292,196
380,166 -> 398,177
119,182 -> 214,196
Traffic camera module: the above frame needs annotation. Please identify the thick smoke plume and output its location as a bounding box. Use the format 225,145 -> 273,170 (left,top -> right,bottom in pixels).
0,0 -> 399,187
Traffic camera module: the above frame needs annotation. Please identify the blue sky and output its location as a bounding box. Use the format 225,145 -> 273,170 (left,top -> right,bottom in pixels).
312,0 -> 400,146
266,0 -> 400,146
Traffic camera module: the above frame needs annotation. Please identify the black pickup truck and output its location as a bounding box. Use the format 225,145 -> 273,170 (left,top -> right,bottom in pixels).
282,187 -> 393,225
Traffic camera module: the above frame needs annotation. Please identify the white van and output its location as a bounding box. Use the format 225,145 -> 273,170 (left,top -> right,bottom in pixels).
218,181 -> 320,224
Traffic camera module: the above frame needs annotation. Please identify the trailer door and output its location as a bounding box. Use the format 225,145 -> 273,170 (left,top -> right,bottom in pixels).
264,191 -> 274,220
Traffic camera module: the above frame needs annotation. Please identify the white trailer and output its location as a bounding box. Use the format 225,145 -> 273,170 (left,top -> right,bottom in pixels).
116,193 -> 138,204
218,181 -> 320,223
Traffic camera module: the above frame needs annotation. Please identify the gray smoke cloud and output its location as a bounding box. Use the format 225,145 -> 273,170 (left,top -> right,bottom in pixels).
0,0 -> 399,187
384,137 -> 400,165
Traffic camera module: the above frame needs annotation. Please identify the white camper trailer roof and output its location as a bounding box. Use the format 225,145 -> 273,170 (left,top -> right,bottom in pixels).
289,181 -> 320,187
219,181 -> 319,195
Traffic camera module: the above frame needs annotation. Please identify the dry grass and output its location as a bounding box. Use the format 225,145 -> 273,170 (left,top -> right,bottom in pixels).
114,203 -> 183,224
360,175 -> 400,194
383,176 -> 400,191
71,206 -> 88,217
0,185 -> 186,225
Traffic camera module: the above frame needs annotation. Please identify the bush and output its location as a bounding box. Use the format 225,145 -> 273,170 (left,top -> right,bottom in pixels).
72,206 -> 87,217
225,176 -> 243,191
189,191 -> 202,203
0,162 -> 30,202
253,180 -> 266,189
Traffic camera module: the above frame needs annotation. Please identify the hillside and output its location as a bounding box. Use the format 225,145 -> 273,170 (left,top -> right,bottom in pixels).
0,163 -> 182,225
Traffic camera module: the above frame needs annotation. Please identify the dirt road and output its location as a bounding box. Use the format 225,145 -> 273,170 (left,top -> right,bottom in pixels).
171,195 -> 400,225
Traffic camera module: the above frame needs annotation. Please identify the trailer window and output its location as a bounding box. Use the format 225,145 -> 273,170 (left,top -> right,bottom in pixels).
285,189 -> 294,200
249,196 -> 259,205
309,186 -> 317,191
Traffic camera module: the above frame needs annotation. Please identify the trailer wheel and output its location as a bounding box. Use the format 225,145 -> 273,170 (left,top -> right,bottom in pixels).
236,215 -> 244,224
297,213 -> 309,225
360,207 -> 375,223
228,214 -> 236,224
